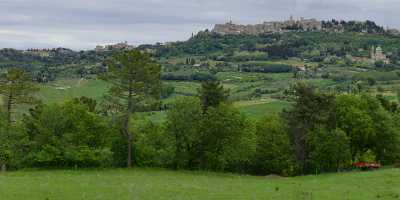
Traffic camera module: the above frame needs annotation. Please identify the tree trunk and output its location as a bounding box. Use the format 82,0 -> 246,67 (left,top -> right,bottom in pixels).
1,164 -> 6,172
174,133 -> 181,170
6,92 -> 13,126
122,115 -> 133,168
127,134 -> 133,168
124,86 -> 134,168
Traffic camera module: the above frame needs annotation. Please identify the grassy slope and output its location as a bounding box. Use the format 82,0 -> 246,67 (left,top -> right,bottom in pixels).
0,168 -> 399,200
34,78 -> 292,122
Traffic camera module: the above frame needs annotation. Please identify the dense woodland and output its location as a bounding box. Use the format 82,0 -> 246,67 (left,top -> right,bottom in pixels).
1,21 -> 400,176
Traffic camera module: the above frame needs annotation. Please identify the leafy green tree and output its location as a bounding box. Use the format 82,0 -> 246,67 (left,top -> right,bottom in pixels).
165,97 -> 202,169
166,96 -> 254,172
253,115 -> 296,176
134,120 -> 174,168
336,94 -> 400,163
22,101 -> 114,168
198,80 -> 229,112
284,82 -> 336,174
365,96 -> 400,164
102,50 -> 161,168
197,104 -> 255,172
0,68 -> 38,126
335,94 -> 375,160
308,128 -> 351,173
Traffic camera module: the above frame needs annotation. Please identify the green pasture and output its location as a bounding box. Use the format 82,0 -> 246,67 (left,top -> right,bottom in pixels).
0,168 -> 399,200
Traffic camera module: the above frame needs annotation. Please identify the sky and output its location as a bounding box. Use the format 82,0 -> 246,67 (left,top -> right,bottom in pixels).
1,0 -> 400,50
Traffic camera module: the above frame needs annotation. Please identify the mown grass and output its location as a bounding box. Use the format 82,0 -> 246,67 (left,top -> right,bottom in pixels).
0,168 -> 399,200
236,100 -> 292,119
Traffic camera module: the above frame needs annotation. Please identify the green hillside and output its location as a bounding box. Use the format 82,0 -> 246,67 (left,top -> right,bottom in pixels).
2,22 -> 400,182
34,78 -> 293,120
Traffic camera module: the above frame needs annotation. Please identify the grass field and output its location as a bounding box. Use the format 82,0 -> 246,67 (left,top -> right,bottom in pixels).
37,78 -> 109,104
235,99 -> 292,119
0,168 -> 399,200
33,78 -> 292,121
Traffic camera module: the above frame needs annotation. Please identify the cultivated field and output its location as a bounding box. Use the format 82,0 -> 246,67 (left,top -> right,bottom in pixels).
0,168 -> 399,200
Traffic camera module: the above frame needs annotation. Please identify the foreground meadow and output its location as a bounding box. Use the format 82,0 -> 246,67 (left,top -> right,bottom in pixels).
0,168 -> 399,200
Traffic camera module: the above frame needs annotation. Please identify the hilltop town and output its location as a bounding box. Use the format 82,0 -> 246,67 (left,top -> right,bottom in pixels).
213,16 -> 322,35
95,41 -> 135,52
212,16 -> 398,35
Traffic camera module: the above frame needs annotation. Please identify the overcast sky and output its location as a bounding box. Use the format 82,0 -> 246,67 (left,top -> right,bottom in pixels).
1,0 -> 399,50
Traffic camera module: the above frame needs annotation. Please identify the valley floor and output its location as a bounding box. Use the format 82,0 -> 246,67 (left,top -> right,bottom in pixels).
0,168 -> 399,200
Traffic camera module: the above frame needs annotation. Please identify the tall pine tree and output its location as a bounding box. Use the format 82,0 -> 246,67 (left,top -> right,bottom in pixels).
198,80 -> 229,112
0,68 -> 38,171
0,68 -> 38,126
102,50 -> 161,168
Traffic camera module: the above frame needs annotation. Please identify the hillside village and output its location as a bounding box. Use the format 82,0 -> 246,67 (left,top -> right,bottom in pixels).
213,16 -> 322,35
95,41 -> 135,52
212,16 -> 399,35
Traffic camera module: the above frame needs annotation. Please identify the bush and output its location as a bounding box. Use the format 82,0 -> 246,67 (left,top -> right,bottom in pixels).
358,150 -> 376,163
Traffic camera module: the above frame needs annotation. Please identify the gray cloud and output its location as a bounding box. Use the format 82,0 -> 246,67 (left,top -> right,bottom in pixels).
0,0 -> 399,50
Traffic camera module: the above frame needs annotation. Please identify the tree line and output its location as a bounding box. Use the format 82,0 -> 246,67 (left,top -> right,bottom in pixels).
1,50 -> 399,176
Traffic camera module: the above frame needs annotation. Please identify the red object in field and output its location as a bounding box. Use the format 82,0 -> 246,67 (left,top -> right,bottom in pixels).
353,162 -> 381,169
